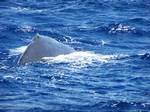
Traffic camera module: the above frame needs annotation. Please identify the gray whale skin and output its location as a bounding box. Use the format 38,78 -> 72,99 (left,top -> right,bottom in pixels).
18,34 -> 75,65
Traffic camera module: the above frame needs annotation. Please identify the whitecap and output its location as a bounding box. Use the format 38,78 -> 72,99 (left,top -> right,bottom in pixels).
10,7 -> 30,12
10,6 -> 46,13
3,75 -> 14,79
109,24 -> 135,34
17,25 -> 34,32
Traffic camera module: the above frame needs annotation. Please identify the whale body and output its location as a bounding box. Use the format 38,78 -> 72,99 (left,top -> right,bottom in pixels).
18,34 -> 75,65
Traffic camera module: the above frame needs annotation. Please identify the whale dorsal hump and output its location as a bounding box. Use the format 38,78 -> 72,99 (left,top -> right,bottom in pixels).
33,33 -> 41,41
18,34 -> 75,65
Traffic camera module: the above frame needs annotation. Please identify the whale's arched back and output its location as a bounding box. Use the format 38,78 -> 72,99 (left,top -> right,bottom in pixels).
18,34 -> 75,65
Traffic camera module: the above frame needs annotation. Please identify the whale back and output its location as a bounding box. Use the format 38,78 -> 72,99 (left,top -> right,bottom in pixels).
18,34 -> 74,65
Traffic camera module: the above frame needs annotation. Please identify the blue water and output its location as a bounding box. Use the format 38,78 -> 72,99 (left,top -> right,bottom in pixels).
0,0 -> 150,111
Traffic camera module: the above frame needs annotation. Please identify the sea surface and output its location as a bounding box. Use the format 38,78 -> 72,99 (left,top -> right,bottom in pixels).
0,0 -> 150,112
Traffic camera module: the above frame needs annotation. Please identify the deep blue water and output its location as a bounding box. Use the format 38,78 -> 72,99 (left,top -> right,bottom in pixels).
0,0 -> 150,112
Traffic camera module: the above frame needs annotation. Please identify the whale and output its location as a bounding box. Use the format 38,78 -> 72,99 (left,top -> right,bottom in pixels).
18,34 -> 75,65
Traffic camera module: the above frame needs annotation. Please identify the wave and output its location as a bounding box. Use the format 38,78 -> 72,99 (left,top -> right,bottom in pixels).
89,100 -> 150,111
75,23 -> 150,37
73,23 -> 135,34
141,53 -> 150,60
3,0 -> 150,14
2,0 -> 150,13
128,18 -> 150,25
10,6 -> 47,13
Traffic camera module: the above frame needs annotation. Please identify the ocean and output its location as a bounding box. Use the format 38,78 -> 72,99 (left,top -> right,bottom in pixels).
0,0 -> 150,111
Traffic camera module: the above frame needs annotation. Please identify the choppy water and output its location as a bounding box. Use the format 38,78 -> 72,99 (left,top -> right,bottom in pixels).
0,0 -> 150,112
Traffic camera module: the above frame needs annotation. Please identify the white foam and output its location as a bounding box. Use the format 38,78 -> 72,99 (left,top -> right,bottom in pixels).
9,46 -> 27,56
42,51 -> 124,69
